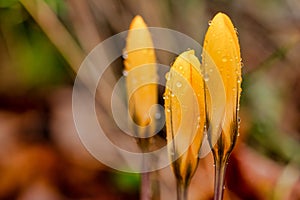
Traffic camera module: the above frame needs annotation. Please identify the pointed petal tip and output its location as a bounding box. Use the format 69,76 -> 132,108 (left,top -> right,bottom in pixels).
180,49 -> 195,58
211,12 -> 235,31
213,12 -> 231,22
130,15 -> 147,29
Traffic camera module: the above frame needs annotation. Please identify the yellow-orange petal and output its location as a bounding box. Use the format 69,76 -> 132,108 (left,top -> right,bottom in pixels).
164,50 -> 206,184
202,12 -> 242,157
124,15 -> 157,138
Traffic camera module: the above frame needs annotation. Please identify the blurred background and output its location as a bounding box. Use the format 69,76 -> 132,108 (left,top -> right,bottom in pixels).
0,0 -> 300,199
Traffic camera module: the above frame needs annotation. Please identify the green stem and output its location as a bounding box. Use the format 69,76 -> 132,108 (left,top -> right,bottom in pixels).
176,180 -> 188,200
213,157 -> 228,200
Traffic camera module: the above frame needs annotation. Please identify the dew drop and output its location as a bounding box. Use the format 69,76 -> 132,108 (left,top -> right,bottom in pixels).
238,117 -> 241,123
166,108 -> 171,113
155,112 -> 161,119
122,70 -> 128,76
176,81 -> 182,88
234,27 -> 238,35
208,20 -> 212,25
165,72 -> 171,81
204,73 -> 209,81
222,57 -> 228,62
241,62 -> 244,68
122,49 -> 128,59
163,94 -> 168,100
171,93 -> 175,97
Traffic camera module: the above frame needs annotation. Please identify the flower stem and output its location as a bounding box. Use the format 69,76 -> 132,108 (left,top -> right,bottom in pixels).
176,180 -> 188,200
141,172 -> 151,200
213,157 -> 228,200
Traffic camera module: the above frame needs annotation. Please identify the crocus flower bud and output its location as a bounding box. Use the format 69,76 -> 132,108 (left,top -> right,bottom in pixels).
202,12 -> 242,160
165,50 -> 206,191
124,15 -> 157,140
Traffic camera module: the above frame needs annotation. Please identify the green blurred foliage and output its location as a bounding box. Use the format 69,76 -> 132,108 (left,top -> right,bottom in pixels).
243,66 -> 300,166
0,1 -> 70,91
111,172 -> 140,193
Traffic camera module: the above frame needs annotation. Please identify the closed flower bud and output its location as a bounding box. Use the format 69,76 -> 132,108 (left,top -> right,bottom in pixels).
164,50 -> 206,196
202,12 -> 242,200
124,15 -> 157,139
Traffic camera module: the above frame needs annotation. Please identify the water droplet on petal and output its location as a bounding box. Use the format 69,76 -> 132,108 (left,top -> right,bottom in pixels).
176,81 -> 182,88
204,73 -> 209,81
234,27 -> 238,35
155,112 -> 161,119
165,72 -> 171,81
122,49 -> 128,59
238,117 -> 241,123
122,70 -> 128,76
237,78 -> 241,83
222,57 -> 228,62
208,20 -> 212,25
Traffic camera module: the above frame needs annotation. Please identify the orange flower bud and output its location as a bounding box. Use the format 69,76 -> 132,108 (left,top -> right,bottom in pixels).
164,50 -> 206,186
124,15 -> 157,138
202,12 -> 242,159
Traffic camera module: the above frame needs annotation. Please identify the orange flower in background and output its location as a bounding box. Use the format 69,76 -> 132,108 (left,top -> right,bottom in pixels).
164,50 -> 206,199
202,12 -> 242,200
124,15 -> 157,140
123,15 -> 158,200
